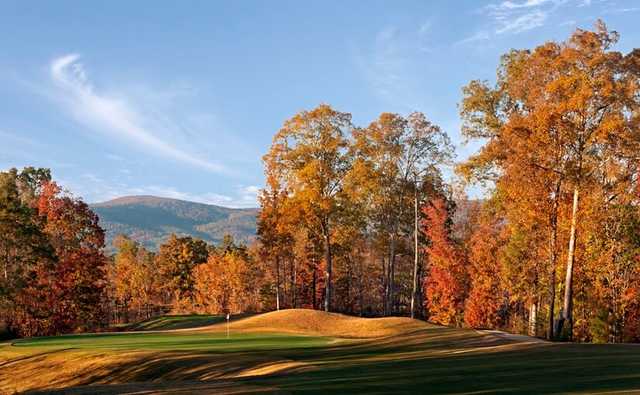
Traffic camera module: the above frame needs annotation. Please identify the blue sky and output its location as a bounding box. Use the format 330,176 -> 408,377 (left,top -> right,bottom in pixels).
1,0 -> 638,207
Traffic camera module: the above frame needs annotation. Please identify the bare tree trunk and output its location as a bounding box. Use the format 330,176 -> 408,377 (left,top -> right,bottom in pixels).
359,254 -> 365,317
275,256 -> 281,311
389,233 -> 396,315
529,300 -> 538,337
560,186 -> 579,339
547,180 -> 560,340
312,260 -> 317,310
547,229 -> 558,340
411,183 -> 419,319
346,263 -> 352,313
323,227 -> 333,312
291,258 -> 297,308
382,256 -> 388,315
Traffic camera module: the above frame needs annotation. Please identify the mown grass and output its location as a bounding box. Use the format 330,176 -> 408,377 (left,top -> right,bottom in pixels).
117,313 -> 252,331
3,313 -> 640,394
258,340 -> 640,394
12,331 -> 331,352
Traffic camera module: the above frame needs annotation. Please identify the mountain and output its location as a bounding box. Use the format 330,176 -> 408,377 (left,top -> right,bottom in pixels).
91,196 -> 258,252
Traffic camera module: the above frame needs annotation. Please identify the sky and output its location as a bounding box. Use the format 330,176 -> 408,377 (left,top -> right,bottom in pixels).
1,0 -> 639,208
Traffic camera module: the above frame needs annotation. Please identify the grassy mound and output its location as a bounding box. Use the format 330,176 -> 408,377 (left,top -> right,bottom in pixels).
217,308 -> 428,338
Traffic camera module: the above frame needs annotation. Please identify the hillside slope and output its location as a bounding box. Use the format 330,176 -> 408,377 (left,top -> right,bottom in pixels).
216,309 -> 427,338
91,195 -> 258,251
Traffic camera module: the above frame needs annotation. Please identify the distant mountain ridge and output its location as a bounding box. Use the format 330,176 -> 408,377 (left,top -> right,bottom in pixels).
91,195 -> 258,252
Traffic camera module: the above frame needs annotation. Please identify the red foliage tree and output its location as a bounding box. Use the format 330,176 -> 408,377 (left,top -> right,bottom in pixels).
36,182 -> 108,334
422,198 -> 468,327
464,218 -> 505,329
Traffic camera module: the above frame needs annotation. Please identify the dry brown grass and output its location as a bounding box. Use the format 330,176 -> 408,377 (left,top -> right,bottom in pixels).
0,349 -> 145,394
0,348 -> 302,394
203,308 -> 430,338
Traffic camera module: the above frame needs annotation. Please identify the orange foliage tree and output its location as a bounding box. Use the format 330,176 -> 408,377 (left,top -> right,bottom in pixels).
459,21 -> 640,340
464,211 -> 506,329
193,239 -> 265,314
422,198 -> 468,326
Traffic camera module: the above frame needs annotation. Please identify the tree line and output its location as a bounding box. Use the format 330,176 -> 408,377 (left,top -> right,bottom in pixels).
0,165 -> 270,337
0,168 -> 106,337
257,22 -> 640,342
2,22 -> 639,343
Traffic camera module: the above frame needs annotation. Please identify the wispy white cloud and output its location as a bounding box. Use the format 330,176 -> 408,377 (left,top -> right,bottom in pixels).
485,0 -> 559,35
368,27 -> 403,97
417,20 -> 433,53
494,0 -> 553,10
455,30 -> 491,45
0,129 -> 40,148
49,54 -> 227,174
352,26 -> 432,111
119,184 -> 260,208
0,130 -> 41,163
353,27 -> 405,108
458,0 -> 597,45
604,6 -> 640,14
560,19 -> 577,26
495,9 -> 548,34
105,153 -> 124,161
104,184 -> 261,208
0,129 -> 76,169
68,172 -> 260,208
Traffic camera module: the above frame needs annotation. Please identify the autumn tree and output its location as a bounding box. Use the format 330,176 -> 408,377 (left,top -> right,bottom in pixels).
464,206 -> 506,330
257,149 -> 296,310
459,21 -> 640,339
156,234 -> 208,309
422,198 -> 468,326
0,168 -> 55,336
348,112 -> 451,316
35,181 -> 108,334
265,104 -> 352,312
110,235 -> 158,322
194,237 -> 265,313
583,197 -> 640,342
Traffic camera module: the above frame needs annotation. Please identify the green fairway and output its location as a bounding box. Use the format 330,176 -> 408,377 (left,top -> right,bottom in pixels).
124,314 -> 225,331
3,312 -> 640,394
258,338 -> 640,394
12,331 -> 332,352
117,313 -> 253,331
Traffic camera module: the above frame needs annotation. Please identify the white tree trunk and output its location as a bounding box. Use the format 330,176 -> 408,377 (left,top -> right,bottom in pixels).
275,256 -> 281,311
529,302 -> 538,337
547,180 -> 560,340
324,230 -> 332,312
561,186 -> 579,338
411,184 -> 419,319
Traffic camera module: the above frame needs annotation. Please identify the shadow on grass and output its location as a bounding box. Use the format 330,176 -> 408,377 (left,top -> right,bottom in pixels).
16,325 -> 640,394
117,313 -> 256,332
